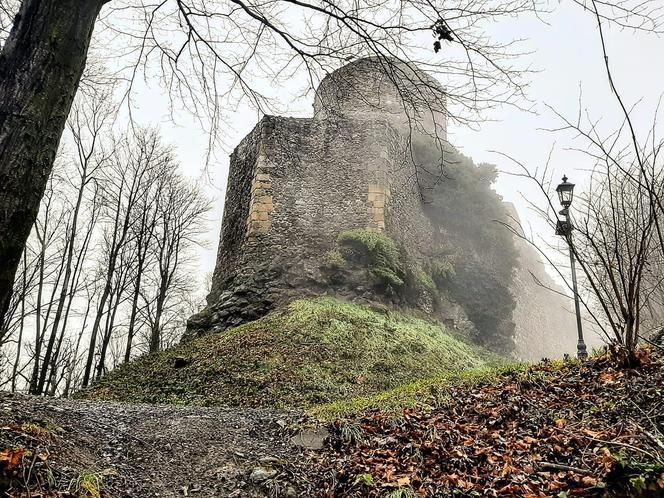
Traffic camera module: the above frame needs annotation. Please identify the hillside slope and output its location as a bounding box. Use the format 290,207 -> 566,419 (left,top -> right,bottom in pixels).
3,352 -> 662,497
303,350 -> 664,497
80,298 -> 499,408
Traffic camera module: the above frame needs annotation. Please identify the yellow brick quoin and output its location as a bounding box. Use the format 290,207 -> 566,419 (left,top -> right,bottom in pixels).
366,183 -> 390,232
247,170 -> 274,237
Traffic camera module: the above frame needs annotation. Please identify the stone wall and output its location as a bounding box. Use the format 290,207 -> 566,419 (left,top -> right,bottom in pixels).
207,121 -> 262,304
314,57 -> 447,141
186,57 -> 589,361
185,110 -> 437,338
504,204 -> 603,360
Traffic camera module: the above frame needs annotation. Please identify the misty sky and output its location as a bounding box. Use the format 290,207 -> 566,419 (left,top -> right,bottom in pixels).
120,1 -> 664,286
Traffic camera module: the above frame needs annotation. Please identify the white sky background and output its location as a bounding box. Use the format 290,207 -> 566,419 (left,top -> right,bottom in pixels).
118,1 -> 664,293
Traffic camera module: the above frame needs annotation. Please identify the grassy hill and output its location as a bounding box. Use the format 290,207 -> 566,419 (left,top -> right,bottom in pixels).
80,298 -> 500,408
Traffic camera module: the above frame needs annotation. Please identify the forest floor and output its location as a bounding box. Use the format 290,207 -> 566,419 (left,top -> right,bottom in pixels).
0,395 -> 317,497
2,350 -> 663,498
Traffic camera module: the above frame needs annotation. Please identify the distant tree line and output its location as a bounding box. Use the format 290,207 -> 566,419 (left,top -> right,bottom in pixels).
410,139 -> 518,353
0,90 -> 210,395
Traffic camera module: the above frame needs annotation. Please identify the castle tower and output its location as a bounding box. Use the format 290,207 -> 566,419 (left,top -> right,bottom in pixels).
185,58 -> 448,337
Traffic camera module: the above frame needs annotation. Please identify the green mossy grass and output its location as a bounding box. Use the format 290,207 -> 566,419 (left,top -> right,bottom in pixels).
309,362 -> 535,420
80,298 -> 501,408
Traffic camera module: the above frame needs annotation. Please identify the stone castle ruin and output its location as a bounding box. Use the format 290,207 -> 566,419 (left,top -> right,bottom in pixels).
186,57 -> 580,360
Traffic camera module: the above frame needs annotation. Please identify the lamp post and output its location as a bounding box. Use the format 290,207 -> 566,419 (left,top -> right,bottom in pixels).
555,175 -> 588,360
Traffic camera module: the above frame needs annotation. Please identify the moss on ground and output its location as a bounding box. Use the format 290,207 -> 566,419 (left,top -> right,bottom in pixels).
309,362 -> 536,420
80,298 -> 501,408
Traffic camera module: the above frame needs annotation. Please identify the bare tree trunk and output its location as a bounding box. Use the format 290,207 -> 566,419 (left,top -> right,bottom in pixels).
63,285 -> 93,397
0,0 -> 103,327
82,200 -> 125,387
37,160 -> 90,394
149,285 -> 167,353
29,223 -> 47,394
82,285 -> 110,387
11,254 -> 27,392
125,266 -> 144,363
125,209 -> 153,362
95,289 -> 117,380
46,207 -> 99,393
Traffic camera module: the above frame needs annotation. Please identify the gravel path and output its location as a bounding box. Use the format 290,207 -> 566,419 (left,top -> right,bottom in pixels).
0,393 -> 321,497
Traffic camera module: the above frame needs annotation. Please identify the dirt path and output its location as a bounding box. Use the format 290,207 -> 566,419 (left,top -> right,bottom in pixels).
1,393 -> 320,497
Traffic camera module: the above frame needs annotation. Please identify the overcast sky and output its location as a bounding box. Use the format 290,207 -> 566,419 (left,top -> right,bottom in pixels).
121,1 -> 664,285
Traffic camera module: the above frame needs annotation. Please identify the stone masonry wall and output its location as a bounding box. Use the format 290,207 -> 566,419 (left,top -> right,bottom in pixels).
185,113 -> 437,338
186,58 -> 598,360
206,122 -> 262,305
314,57 -> 447,142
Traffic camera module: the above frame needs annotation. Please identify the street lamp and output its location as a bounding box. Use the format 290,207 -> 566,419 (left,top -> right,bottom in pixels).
555,175 -> 588,360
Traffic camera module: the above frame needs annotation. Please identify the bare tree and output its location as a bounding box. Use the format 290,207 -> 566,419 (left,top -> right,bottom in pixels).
32,91 -> 113,395
123,181 -> 158,363
501,153 -> 660,365
80,132 -> 162,387
2,116 -> 207,392
120,137 -> 176,363
43,190 -> 103,395
144,172 -> 210,353
27,174 -> 72,394
94,241 -> 134,380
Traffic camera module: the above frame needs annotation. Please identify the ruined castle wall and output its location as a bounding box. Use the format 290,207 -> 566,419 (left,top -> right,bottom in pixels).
314,58 -> 447,143
262,116 -> 379,266
208,123 -> 263,304
238,115 -> 436,285
502,204 -> 603,360
188,114 -> 437,337
382,126 -> 436,261
511,239 -> 583,360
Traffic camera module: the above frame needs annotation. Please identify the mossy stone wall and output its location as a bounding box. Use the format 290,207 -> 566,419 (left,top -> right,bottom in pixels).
185,91 -> 439,338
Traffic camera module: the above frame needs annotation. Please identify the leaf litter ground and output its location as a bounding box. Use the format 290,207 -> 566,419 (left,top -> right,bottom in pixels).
302,350 -> 664,497
1,351 -> 663,497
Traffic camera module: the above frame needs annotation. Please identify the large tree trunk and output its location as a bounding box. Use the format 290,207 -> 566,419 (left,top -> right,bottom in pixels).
0,0 -> 104,329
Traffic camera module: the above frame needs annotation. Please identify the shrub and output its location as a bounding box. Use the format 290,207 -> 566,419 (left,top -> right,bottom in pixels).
370,267 -> 405,287
409,265 -> 436,292
429,258 -> 455,288
337,229 -> 404,289
337,230 -> 400,269
322,249 -> 347,269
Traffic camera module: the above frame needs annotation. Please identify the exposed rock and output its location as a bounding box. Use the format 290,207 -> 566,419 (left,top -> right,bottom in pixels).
172,356 -> 190,369
284,486 -> 298,497
258,456 -> 285,466
290,427 -> 330,450
249,467 -> 278,483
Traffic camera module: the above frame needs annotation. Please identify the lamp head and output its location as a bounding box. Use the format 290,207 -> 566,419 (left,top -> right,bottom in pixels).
556,175 -> 575,208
